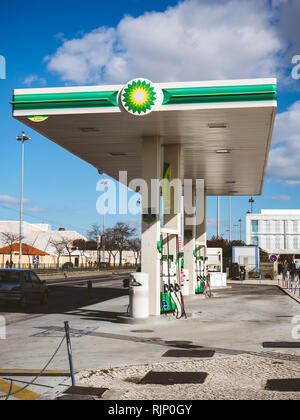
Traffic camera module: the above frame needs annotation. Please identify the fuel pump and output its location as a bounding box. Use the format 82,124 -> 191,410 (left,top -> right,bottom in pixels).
175,248 -> 187,319
160,233 -> 186,318
160,238 -> 176,314
194,249 -> 207,294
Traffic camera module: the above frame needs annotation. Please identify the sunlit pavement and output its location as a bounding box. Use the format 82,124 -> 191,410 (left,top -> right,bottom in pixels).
0,282 -> 299,399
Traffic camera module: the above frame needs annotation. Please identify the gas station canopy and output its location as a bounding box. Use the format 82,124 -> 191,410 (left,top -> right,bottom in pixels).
12,78 -> 277,195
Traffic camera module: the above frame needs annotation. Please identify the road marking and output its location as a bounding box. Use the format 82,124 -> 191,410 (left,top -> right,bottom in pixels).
0,378 -> 40,400
0,370 -> 78,377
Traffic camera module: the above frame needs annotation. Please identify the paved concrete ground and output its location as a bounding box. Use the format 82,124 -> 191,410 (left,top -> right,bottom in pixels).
0,281 -> 299,399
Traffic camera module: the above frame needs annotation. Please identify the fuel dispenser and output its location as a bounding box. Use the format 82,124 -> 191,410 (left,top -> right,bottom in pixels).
194,248 -> 208,294
159,233 -> 187,319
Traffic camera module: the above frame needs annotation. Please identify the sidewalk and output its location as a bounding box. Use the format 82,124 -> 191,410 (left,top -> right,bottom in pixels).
1,282 -> 299,400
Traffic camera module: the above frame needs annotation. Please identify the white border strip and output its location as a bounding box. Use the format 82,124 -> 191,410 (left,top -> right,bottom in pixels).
13,78 -> 277,96
14,100 -> 277,117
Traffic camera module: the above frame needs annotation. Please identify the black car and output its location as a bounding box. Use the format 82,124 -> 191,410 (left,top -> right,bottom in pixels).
0,269 -> 48,308
62,262 -> 73,271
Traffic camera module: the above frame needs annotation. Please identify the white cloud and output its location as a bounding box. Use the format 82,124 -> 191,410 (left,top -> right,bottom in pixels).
46,0 -> 285,85
267,101 -> 300,184
26,207 -> 46,213
46,28 -> 116,84
267,195 -> 292,201
23,74 -> 46,87
0,195 -> 31,205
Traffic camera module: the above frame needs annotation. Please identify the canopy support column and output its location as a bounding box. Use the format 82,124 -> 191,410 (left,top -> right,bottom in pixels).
141,137 -> 161,316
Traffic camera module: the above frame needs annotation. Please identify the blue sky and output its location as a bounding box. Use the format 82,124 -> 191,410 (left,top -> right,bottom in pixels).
0,0 -> 300,240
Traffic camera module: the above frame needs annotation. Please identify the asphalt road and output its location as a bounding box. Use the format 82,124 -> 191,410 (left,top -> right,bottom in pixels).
0,273 -> 130,324
45,272 -> 130,286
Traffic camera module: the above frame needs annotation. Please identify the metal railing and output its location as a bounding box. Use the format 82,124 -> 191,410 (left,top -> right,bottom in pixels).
0,263 -> 137,274
278,272 -> 300,297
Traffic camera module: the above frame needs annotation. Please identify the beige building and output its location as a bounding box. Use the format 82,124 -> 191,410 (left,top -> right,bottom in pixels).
0,220 -> 139,267
0,220 -> 86,267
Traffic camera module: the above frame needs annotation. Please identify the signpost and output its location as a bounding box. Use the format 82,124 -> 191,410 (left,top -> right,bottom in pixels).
269,255 -> 278,282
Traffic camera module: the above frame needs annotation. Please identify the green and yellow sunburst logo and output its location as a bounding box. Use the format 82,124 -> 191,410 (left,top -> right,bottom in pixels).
121,79 -> 162,115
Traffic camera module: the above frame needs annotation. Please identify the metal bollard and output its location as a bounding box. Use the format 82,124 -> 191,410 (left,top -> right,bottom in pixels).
64,321 -> 76,386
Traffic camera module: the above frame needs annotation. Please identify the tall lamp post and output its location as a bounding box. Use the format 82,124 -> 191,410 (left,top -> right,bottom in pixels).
217,196 -> 220,239
16,131 -> 31,268
228,197 -> 231,242
248,197 -> 255,213
100,179 -> 109,263
238,218 -> 242,241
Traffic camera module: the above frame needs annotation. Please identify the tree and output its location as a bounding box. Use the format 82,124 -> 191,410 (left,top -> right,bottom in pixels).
0,232 -> 23,265
23,237 -> 38,265
128,238 -> 141,266
113,222 -> 136,266
49,238 -> 65,266
87,224 -> 102,262
105,227 -> 118,266
73,239 -> 88,265
59,236 -> 75,262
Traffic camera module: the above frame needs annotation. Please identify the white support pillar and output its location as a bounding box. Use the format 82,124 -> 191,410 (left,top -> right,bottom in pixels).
184,185 -> 196,295
162,145 -> 182,290
141,137 -> 161,316
163,144 -> 182,232
184,224 -> 196,295
196,194 -> 207,259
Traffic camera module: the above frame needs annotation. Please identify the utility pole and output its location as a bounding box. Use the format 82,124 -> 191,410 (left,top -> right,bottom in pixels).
100,179 -> 108,263
217,196 -> 220,239
248,197 -> 255,214
229,197 -> 231,242
16,131 -> 31,268
238,218 -> 242,241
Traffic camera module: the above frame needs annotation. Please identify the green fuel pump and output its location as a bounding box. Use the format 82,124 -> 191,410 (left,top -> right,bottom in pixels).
194,249 -> 207,294
160,236 -> 177,314
160,234 -> 186,318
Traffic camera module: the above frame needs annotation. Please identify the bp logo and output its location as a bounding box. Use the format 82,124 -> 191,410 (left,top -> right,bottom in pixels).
121,78 -> 163,116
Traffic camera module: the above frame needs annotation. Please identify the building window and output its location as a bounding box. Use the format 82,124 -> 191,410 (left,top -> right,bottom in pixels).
266,236 -> 271,249
275,235 -> 281,249
275,220 -> 281,233
293,220 -> 298,234
252,236 -> 259,246
293,236 -> 299,250
266,220 -> 270,233
252,220 -> 258,233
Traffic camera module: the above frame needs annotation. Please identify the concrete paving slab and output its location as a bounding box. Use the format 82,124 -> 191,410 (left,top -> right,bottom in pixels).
0,283 -> 299,399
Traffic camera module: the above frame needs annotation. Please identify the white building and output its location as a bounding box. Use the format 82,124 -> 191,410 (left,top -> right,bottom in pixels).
246,210 -> 300,255
0,220 -> 86,265
0,220 -> 138,266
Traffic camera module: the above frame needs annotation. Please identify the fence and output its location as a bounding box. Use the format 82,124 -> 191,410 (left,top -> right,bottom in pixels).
0,262 -> 137,274
278,272 -> 300,298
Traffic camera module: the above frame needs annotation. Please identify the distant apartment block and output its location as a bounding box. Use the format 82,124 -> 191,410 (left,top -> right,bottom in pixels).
246,210 -> 300,254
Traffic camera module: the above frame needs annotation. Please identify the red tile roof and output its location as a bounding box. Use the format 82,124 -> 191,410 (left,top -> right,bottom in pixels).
0,243 -> 48,256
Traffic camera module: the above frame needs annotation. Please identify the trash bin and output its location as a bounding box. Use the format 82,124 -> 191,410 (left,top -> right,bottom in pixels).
129,273 -> 149,318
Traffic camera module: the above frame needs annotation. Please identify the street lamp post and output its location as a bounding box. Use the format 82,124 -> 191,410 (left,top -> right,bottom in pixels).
238,218 -> 242,241
248,197 -> 255,213
217,196 -> 220,239
228,197 -> 231,242
16,131 -> 31,268
100,179 -> 109,263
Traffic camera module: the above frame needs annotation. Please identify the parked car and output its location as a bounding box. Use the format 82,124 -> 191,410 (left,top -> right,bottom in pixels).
62,262 -> 73,271
0,269 -> 48,308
